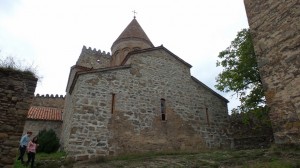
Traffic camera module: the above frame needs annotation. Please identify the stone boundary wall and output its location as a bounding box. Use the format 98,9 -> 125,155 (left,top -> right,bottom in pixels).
233,136 -> 272,150
244,0 -> 300,144
228,112 -> 274,149
0,69 -> 37,168
23,120 -> 62,138
33,94 -> 65,109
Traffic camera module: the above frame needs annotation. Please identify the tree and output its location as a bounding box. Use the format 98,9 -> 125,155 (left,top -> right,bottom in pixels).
37,129 -> 60,153
215,28 -> 266,113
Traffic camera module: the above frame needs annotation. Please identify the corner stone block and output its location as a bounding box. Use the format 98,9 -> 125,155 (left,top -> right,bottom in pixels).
76,155 -> 89,161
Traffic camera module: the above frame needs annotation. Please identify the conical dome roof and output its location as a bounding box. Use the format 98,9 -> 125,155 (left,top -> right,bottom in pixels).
111,18 -> 154,50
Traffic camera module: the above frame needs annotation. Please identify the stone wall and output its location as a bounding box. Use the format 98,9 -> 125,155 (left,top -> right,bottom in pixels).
228,112 -> 274,149
244,0 -> 300,144
23,120 -> 62,138
62,48 -> 230,160
32,94 -> 65,109
60,93 -> 74,151
0,69 -> 37,168
65,46 -> 111,94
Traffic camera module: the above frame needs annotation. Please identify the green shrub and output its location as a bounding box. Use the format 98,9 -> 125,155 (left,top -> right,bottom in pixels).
37,129 -> 60,153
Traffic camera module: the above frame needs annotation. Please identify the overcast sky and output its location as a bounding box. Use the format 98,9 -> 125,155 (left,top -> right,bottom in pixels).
0,0 -> 249,112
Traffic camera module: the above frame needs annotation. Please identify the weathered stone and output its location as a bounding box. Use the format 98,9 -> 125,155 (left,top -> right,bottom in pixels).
23,120 -> 62,139
0,125 -> 14,132
244,0 -> 300,145
16,102 -> 30,109
31,95 -> 65,108
76,155 -> 89,161
11,96 -> 18,102
9,148 -> 18,156
3,141 -> 19,147
0,69 -> 37,167
0,157 -> 14,164
0,133 -> 8,139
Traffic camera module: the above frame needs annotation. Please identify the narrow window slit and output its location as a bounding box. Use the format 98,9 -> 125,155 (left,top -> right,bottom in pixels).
161,98 -> 166,121
111,93 -> 115,114
205,107 -> 210,126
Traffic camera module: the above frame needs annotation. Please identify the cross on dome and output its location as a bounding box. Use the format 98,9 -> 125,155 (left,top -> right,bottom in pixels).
132,10 -> 137,19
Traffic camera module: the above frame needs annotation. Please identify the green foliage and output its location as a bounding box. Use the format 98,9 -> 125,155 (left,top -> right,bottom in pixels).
37,151 -> 66,160
216,28 -> 266,113
37,129 -> 60,153
242,106 -> 271,127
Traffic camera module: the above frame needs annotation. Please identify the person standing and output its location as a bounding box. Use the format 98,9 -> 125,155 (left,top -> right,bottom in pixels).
26,136 -> 38,168
17,131 -> 32,164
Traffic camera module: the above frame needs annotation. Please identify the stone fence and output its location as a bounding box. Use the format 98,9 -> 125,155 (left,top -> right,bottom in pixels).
233,136 -> 272,150
0,69 -> 37,168
228,111 -> 274,149
33,94 -> 65,109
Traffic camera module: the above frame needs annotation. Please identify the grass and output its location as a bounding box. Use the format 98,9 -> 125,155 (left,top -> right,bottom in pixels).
83,148 -> 300,168
13,147 -> 300,168
111,151 -> 194,161
13,151 -> 66,168
35,151 -> 66,160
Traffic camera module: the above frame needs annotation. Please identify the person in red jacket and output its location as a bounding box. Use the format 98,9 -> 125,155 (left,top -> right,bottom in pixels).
26,136 -> 38,168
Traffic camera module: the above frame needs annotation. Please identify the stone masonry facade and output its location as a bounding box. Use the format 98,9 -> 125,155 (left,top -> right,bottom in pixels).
61,47 -> 230,160
23,120 -> 62,139
244,0 -> 300,144
0,69 -> 37,168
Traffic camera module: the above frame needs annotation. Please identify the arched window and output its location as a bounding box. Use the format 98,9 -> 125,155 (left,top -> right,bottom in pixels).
123,47 -> 130,56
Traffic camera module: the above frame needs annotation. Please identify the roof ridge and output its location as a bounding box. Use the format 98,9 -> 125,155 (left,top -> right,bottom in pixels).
120,45 -> 192,68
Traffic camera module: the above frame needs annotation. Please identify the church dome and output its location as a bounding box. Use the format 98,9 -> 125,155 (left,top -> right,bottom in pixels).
110,18 -> 154,66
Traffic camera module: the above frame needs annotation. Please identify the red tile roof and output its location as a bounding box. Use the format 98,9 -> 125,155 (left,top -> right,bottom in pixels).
27,106 -> 63,121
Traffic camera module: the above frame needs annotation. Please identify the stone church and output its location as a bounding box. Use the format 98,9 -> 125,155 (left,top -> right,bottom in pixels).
60,18 -> 230,160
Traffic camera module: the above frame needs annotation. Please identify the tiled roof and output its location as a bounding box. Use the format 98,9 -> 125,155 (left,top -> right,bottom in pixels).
27,106 -> 63,121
